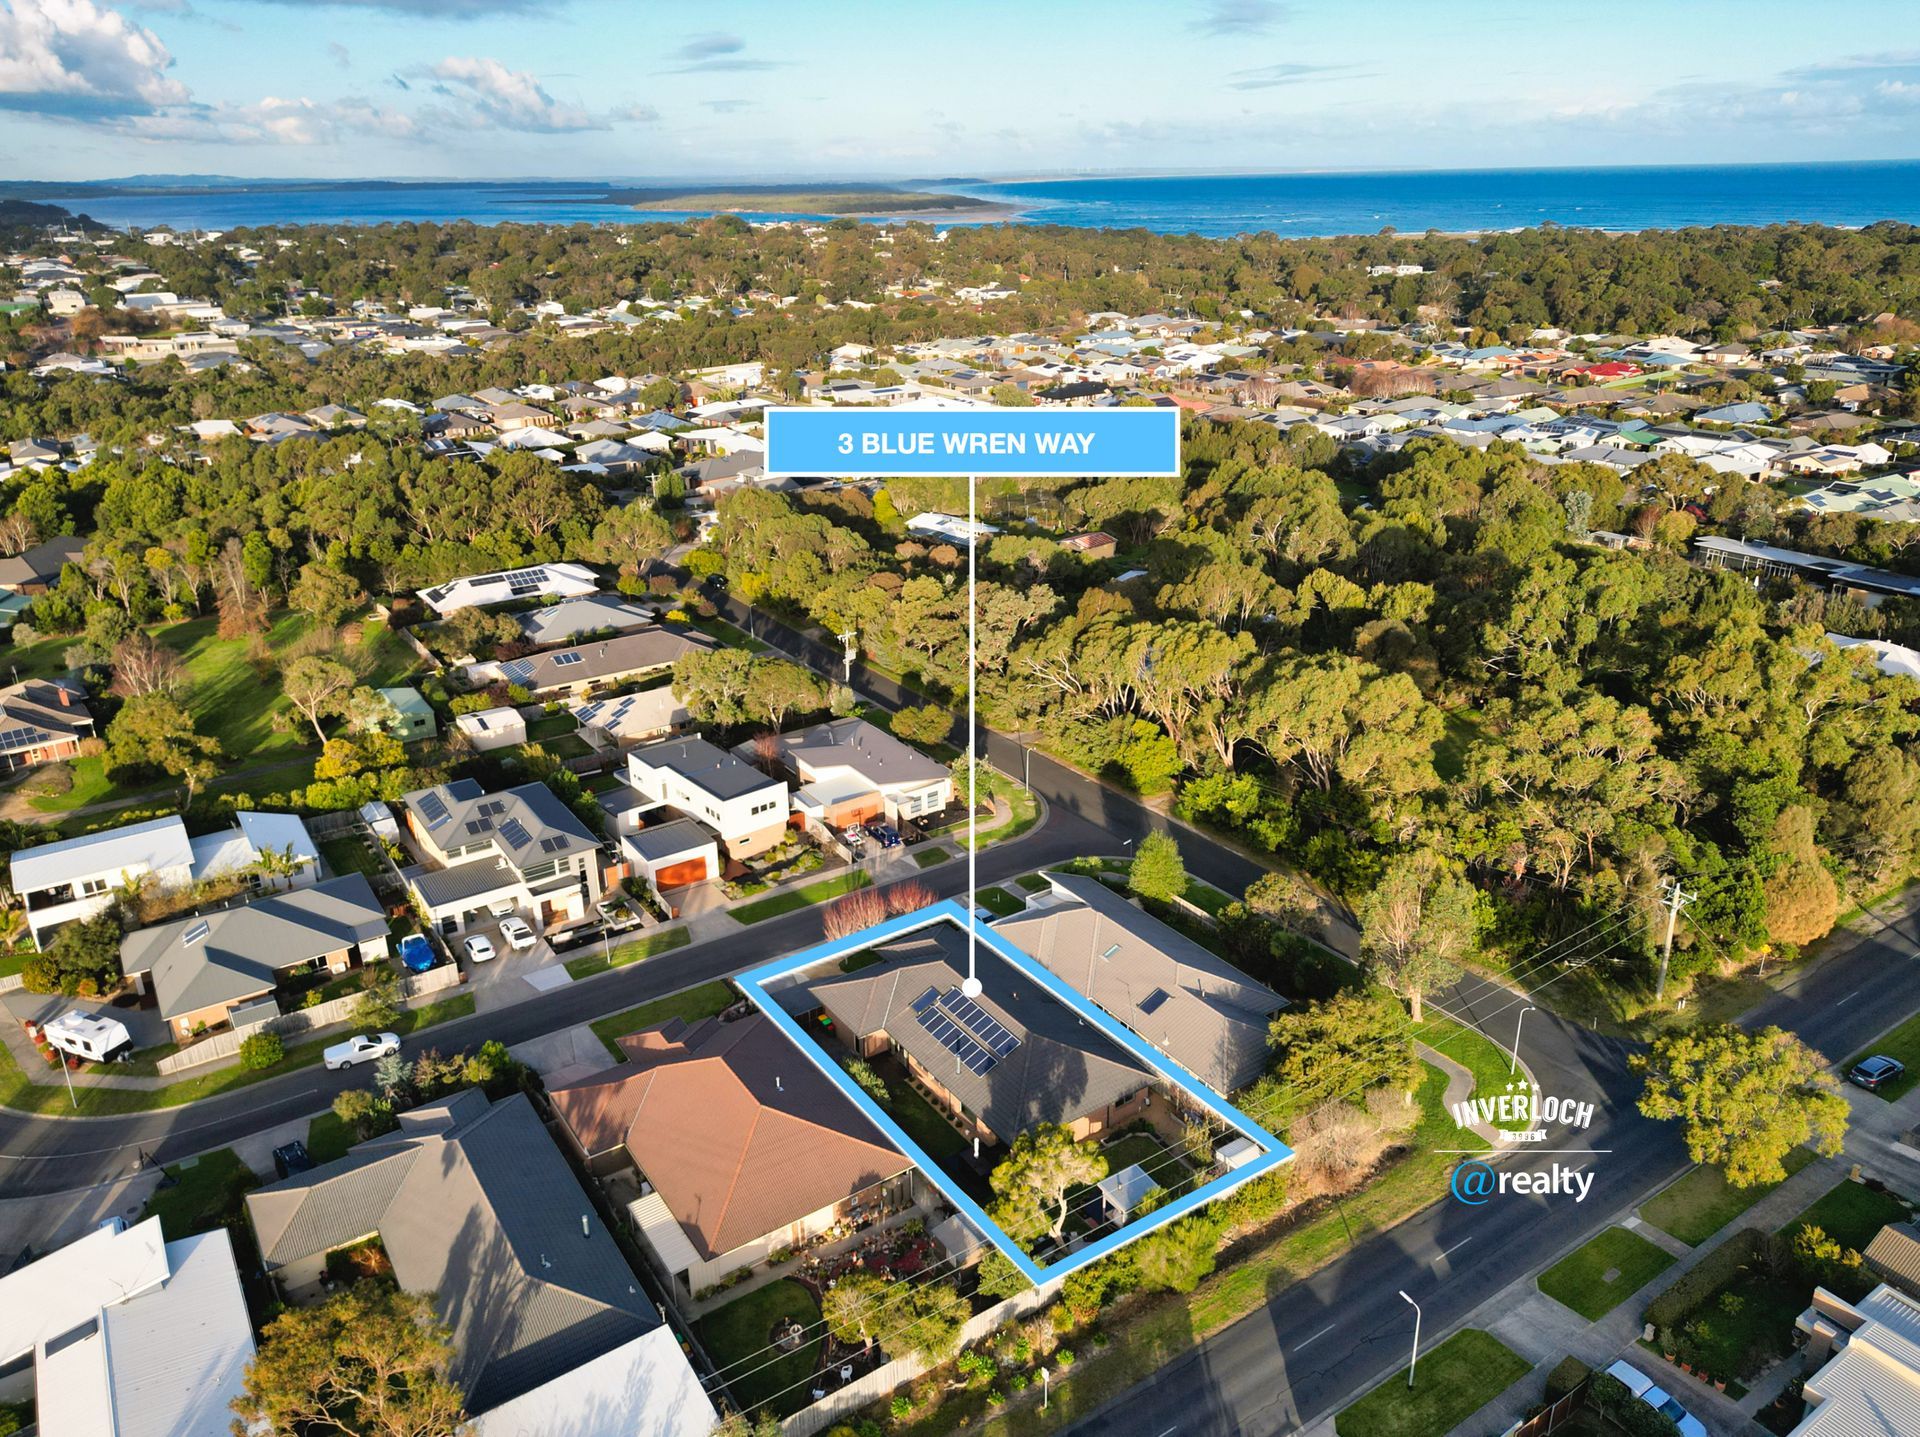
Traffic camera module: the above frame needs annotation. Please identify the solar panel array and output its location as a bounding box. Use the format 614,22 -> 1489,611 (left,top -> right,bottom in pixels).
909,984 -> 1022,1077
418,791 -> 451,830
0,725 -> 53,752
940,988 -> 1021,1057
498,818 -> 533,852
552,651 -> 585,667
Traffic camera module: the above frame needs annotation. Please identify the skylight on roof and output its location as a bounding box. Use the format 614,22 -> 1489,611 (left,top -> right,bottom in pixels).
1100,943 -> 1121,960
183,920 -> 211,945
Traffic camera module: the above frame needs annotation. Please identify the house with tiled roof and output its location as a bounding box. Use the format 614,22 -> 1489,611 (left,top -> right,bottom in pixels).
118,873 -> 387,1038
246,1090 -> 714,1437
400,778 -> 605,934
801,921 -> 1156,1146
0,677 -> 92,775
994,872 -> 1286,1094
550,1013 -> 914,1300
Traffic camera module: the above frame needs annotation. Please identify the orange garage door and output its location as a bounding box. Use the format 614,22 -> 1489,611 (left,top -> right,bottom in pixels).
655,857 -> 710,890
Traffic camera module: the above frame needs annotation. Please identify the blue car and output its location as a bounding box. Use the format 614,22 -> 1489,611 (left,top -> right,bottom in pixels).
864,823 -> 902,849
397,934 -> 437,974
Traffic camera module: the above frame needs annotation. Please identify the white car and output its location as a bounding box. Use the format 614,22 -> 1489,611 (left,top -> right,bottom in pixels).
324,1032 -> 400,1071
463,934 -> 497,963
498,917 -> 536,951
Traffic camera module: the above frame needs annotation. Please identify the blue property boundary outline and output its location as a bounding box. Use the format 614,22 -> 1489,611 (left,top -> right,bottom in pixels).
735,899 -> 1293,1284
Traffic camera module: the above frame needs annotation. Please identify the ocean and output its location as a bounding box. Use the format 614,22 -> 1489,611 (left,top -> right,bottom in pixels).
30,161 -> 1920,237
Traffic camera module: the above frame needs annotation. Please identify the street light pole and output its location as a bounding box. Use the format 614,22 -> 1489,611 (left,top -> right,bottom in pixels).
1039,1366 -> 1050,1411
1399,1290 -> 1421,1389
1509,1005 -> 1537,1075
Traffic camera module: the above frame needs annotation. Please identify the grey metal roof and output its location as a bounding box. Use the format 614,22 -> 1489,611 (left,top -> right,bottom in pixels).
1867,1222 -> 1920,1298
246,1094 -> 659,1417
410,859 -> 526,908
13,814 -> 194,896
807,921 -> 1152,1139
497,627 -> 710,691
517,595 -> 656,647
765,716 -> 949,789
117,873 -> 387,1021
995,873 -> 1286,1094
100,1228 -> 255,1437
402,780 -> 598,866
625,819 -> 714,863
632,736 -> 779,802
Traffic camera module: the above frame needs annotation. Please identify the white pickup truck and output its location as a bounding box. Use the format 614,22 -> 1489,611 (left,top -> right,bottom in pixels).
323,1032 -> 401,1071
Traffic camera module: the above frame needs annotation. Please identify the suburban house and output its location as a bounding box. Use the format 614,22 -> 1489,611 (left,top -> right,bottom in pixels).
550,1013 -> 915,1301
994,872 -> 1287,1093
118,872 -> 389,1038
12,810 -> 321,950
0,677 -> 93,773
571,687 -> 690,747
1060,530 -> 1119,560
401,778 -> 605,934
802,921 -> 1157,1146
753,716 -> 953,834
624,737 -> 789,860
618,818 -> 720,905
1791,1280 -> 1920,1435
0,535 -> 85,593
375,685 -> 437,740
490,626 -> 713,699
246,1090 -> 715,1437
417,561 -> 599,615
517,594 -> 658,647
0,1217 -> 255,1437
453,705 -> 527,751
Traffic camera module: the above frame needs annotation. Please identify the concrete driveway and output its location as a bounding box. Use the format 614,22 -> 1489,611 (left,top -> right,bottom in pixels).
456,918 -> 570,1012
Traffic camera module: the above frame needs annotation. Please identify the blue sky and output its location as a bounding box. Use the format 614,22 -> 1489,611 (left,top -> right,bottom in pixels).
1,0 -> 1918,181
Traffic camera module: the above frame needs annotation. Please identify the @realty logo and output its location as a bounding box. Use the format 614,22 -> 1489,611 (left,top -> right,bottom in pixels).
1451,1157 -> 1594,1205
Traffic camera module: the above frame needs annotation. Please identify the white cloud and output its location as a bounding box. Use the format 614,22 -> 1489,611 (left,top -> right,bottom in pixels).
428,54 -> 603,131
0,0 -> 187,118
1197,0 -> 1289,35
118,92 -> 420,143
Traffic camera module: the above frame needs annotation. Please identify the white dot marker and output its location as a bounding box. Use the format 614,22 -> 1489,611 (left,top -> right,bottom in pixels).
961,976 -> 983,998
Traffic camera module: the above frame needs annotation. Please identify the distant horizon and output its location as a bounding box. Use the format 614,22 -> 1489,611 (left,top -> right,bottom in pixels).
11,156 -> 1920,190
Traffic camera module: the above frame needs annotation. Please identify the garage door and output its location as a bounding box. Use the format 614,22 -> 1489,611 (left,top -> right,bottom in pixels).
654,857 -> 710,890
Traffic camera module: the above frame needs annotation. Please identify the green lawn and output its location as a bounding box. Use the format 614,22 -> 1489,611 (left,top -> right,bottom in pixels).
913,846 -> 949,869
319,834 -> 384,880
698,1278 -> 821,1417
973,886 -> 1023,918
561,924 -> 692,979
732,871 -> 871,925
1641,1149 -> 1817,1246
1335,1329 -> 1529,1437
686,614 -> 770,653
306,1111 -> 355,1164
1014,873 -> 1052,894
958,778 -> 1039,850
528,712 -> 578,741
1784,1178 -> 1913,1251
589,979 -> 736,1059
1183,879 -> 1235,917
1846,1011 -> 1920,1101
1538,1226 -> 1676,1320
1100,1133 -> 1179,1191
25,754 -> 117,813
0,947 -> 32,979
1416,1015 -> 1534,1132
0,993 -> 474,1116
879,1076 -> 967,1160
141,1148 -> 259,1241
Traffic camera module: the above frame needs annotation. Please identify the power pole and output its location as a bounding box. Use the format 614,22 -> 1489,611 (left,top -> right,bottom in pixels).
1655,877 -> 1694,1002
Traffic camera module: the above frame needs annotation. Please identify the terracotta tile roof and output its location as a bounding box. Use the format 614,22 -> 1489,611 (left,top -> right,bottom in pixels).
549,1015 -> 909,1261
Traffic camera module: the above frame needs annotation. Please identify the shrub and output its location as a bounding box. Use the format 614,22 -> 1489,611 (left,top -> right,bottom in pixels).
1588,1373 -> 1681,1437
822,886 -> 888,939
1544,1355 -> 1590,1404
884,879 -> 934,916
238,1031 -> 284,1070
1646,1228 -> 1767,1333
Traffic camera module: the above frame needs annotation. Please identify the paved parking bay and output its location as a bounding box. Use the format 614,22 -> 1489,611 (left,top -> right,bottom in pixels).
455,917 -> 563,1013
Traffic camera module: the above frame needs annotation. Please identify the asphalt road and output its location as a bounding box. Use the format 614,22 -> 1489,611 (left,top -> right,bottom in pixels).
1064,913 -> 1920,1437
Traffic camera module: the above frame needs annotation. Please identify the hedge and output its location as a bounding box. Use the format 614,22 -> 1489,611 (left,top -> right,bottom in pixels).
1645,1227 -> 1768,1331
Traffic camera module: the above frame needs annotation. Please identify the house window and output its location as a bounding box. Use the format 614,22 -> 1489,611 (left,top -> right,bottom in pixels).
78,878 -> 109,897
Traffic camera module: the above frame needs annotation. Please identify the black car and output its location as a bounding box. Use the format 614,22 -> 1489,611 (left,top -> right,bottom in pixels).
272,1140 -> 315,1180
1849,1055 -> 1906,1091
